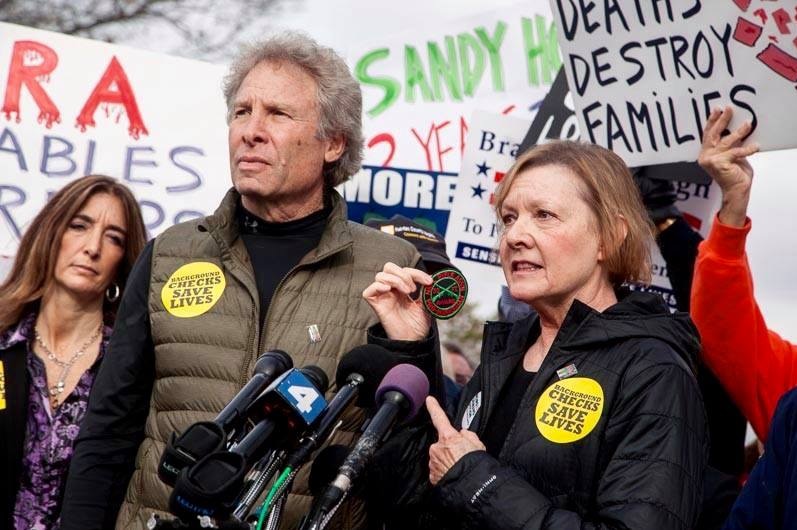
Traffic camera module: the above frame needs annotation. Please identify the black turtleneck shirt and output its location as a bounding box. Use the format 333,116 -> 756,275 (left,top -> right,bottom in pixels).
238,202 -> 331,326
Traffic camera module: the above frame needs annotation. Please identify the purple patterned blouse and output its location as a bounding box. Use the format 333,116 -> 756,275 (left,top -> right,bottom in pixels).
1,313 -> 110,530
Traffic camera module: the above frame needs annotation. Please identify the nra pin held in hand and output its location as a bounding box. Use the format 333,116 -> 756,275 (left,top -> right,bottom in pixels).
421,268 -> 468,320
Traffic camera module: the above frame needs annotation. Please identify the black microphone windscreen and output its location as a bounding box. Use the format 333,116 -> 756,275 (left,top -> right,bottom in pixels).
308,444 -> 351,496
301,365 -> 330,394
254,349 -> 293,377
335,345 -> 398,406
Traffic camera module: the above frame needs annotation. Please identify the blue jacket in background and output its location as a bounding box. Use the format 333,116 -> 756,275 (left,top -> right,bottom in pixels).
724,386 -> 797,529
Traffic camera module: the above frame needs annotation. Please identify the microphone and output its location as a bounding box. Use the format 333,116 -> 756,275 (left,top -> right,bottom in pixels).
169,365 -> 328,520
241,365 -> 329,454
302,364 -> 430,530
218,351 -> 296,433
158,350 -> 293,486
283,345 -> 399,470
308,445 -> 351,497
231,345 -> 400,522
335,344 -> 403,407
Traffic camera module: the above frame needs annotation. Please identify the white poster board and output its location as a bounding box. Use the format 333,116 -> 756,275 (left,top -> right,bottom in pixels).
445,110 -> 531,314
340,1 -> 561,235
0,22 -> 230,256
549,0 -> 797,166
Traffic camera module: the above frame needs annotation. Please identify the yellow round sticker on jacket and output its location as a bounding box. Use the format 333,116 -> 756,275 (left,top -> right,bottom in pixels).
161,262 -> 226,318
535,377 -> 604,444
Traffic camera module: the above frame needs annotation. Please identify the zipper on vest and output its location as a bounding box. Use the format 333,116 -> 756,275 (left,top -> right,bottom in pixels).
239,297 -> 258,390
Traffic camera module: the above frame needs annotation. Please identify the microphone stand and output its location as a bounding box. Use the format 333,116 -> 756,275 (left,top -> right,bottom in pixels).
232,450 -> 285,521
262,488 -> 289,530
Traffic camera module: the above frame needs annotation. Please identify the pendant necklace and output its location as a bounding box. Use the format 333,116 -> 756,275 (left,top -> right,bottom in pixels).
34,323 -> 102,405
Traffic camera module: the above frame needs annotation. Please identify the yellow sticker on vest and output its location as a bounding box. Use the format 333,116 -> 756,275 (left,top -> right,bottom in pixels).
535,377 -> 603,444
161,262 -> 226,318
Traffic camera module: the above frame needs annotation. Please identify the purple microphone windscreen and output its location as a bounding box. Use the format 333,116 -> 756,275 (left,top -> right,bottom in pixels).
374,364 -> 430,421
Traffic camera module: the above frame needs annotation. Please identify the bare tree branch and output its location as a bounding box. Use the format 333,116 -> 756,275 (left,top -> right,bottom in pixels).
0,0 -> 298,61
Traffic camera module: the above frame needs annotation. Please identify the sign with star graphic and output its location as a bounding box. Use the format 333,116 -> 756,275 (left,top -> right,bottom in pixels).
444,110 -> 530,314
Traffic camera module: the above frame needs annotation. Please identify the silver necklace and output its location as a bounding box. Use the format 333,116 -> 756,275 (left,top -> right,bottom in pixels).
34,323 -> 102,404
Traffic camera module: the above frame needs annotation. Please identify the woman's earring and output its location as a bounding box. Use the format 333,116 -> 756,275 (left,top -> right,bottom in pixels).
106,282 -> 120,303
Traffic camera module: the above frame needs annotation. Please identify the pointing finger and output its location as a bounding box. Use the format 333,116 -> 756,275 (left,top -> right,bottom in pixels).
426,396 -> 458,438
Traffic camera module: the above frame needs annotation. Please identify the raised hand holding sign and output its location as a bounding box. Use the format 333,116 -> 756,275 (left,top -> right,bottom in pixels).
697,106 -> 760,228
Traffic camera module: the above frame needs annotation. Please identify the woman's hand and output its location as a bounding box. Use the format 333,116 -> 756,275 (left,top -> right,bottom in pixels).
362,262 -> 433,341
697,106 -> 760,227
426,396 -> 486,485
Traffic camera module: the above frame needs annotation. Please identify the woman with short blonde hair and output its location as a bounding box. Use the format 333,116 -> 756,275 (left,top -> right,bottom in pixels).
364,140 -> 707,529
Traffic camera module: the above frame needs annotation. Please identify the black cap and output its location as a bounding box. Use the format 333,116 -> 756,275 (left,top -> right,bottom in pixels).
365,215 -> 456,274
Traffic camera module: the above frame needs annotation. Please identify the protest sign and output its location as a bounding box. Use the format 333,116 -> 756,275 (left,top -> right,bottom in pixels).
520,67 -> 711,183
445,108 -> 721,315
341,1 -> 561,233
1,4 -> 564,254
444,110 -> 530,314
519,67 -> 580,151
0,22 -> 230,256
550,0 -> 797,166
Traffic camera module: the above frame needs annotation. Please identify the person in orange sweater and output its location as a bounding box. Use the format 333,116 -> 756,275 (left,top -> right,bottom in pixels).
692,106 -> 797,442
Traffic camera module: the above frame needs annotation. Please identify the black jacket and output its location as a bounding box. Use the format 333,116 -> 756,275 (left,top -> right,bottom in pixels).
0,340 -> 28,530
372,290 -> 709,529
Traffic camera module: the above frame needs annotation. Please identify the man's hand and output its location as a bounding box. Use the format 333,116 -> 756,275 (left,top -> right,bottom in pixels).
362,262 -> 432,341
426,396 -> 485,485
698,106 -> 760,227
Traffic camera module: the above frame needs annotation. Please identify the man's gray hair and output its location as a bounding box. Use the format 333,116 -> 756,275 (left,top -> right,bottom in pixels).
223,32 -> 363,187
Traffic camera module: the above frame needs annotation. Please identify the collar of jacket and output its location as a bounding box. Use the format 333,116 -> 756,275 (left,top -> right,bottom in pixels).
469,288 -> 700,435
480,288 -> 700,372
199,187 -> 355,266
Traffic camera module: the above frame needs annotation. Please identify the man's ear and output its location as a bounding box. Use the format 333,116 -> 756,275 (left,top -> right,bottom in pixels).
598,214 -> 629,261
324,134 -> 346,163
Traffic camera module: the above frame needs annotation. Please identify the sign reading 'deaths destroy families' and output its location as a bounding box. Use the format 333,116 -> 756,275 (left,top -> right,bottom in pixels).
550,0 -> 797,166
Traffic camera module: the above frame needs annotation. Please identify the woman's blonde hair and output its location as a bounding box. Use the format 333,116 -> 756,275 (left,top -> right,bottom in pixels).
0,175 -> 148,334
493,141 -> 653,286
